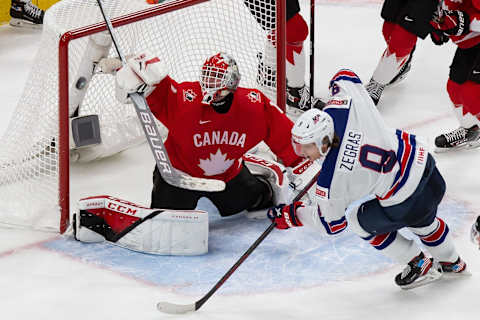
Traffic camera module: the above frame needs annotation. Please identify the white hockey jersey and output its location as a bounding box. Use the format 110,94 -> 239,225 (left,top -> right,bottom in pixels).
297,70 -> 428,235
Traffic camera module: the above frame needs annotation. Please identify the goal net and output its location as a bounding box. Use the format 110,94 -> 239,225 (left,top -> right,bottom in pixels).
0,0 -> 286,233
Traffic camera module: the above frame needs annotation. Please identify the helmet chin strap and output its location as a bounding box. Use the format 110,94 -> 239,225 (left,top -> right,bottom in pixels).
211,91 -> 234,114
201,88 -> 230,105
317,137 -> 331,158
319,145 -> 330,157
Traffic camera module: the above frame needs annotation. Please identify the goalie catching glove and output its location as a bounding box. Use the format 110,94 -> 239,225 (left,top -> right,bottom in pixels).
115,51 -> 169,104
267,202 -> 304,229
73,195 -> 208,255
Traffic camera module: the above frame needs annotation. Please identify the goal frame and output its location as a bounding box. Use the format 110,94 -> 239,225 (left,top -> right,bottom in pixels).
57,0 -> 286,233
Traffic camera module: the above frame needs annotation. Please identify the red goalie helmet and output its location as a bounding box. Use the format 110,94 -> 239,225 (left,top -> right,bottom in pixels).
200,52 -> 241,105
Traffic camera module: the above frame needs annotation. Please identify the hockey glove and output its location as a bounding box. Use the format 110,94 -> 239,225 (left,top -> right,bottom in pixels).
431,10 -> 470,36
267,202 -> 304,229
430,30 -> 450,46
471,215 -> 480,249
115,51 -> 169,103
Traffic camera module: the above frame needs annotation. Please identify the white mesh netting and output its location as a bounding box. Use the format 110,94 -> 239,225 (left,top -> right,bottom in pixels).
0,0 -> 280,232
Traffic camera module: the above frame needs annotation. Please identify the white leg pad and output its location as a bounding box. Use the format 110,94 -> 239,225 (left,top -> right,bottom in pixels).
75,196 -> 208,255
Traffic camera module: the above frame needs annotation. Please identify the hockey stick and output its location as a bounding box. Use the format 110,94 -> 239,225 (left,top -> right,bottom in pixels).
156,169 -> 321,314
95,0 -> 225,192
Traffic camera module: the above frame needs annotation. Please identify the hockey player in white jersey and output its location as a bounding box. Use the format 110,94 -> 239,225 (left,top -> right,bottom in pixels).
267,69 -> 467,289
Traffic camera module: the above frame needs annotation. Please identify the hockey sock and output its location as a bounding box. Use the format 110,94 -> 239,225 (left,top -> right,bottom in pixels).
372,23 -> 417,84
409,217 -> 459,263
285,13 -> 308,87
363,231 -> 421,265
447,79 -> 480,128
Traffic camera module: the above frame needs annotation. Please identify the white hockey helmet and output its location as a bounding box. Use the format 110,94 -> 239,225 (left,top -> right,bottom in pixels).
291,108 -> 334,157
200,52 -> 241,105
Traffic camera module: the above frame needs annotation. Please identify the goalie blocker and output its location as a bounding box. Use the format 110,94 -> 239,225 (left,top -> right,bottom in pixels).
73,195 -> 208,255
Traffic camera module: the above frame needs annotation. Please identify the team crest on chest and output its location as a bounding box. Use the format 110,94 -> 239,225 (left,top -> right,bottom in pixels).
183,89 -> 197,102
247,91 -> 261,103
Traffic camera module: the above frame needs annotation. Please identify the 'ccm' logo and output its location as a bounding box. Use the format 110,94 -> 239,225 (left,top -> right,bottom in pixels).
139,111 -> 172,174
107,202 -> 137,215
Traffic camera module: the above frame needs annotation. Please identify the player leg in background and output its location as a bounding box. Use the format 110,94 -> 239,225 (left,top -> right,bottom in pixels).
284,12 -> 325,113
346,154 -> 467,289
435,45 -> 480,152
249,0 -> 324,113
150,164 -> 274,217
10,0 -> 44,29
366,0 -> 437,105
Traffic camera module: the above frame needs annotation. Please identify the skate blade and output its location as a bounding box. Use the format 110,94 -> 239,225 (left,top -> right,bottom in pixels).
9,18 -> 42,29
434,143 -> 477,153
399,270 -> 443,290
442,269 -> 472,279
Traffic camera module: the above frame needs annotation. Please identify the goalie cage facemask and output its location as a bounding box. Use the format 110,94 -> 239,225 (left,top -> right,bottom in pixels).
200,52 -> 241,105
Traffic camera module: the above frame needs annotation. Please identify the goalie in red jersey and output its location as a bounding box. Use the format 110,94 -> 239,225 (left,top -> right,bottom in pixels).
114,51 -> 306,217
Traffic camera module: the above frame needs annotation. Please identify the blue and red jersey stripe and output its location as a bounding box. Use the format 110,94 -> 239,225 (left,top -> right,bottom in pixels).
378,130 -> 417,201
318,206 -> 347,235
416,218 -> 450,247
364,231 -> 397,250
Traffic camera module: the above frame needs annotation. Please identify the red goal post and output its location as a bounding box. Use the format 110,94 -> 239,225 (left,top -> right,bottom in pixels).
0,0 -> 286,233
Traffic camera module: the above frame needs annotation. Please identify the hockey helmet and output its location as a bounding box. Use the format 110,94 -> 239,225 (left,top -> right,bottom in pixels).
200,52 -> 241,105
291,108 -> 334,158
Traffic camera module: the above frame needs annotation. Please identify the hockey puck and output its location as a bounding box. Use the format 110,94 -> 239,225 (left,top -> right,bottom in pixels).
76,77 -> 87,90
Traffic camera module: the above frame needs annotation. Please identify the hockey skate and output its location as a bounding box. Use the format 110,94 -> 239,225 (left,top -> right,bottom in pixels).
286,84 -> 325,115
439,257 -> 470,278
365,78 -> 385,106
10,0 -> 44,29
387,46 -> 415,86
394,252 -> 442,290
434,125 -> 480,153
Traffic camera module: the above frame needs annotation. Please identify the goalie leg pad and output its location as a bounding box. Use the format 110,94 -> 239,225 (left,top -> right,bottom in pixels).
74,195 -> 208,255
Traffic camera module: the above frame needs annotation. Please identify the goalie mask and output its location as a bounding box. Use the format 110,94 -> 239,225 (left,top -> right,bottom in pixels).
200,52 -> 241,105
291,108 -> 334,158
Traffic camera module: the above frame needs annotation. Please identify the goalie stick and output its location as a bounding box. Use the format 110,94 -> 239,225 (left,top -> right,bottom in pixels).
95,0 -> 225,192
156,169 -> 321,314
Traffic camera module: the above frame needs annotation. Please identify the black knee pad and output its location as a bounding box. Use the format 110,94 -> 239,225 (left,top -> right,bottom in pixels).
449,45 -> 480,84
248,175 -> 274,212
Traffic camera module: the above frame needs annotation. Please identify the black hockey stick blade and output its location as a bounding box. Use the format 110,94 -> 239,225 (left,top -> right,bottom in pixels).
156,170 -> 321,314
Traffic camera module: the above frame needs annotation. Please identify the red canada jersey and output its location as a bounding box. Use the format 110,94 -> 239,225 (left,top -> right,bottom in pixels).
443,0 -> 480,48
146,76 -> 301,182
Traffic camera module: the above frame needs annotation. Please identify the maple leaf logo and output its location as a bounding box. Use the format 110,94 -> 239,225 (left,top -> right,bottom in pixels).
198,148 -> 235,176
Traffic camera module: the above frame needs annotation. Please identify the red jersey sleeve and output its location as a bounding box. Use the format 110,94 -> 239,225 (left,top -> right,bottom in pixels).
262,96 -> 302,167
145,75 -> 179,128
